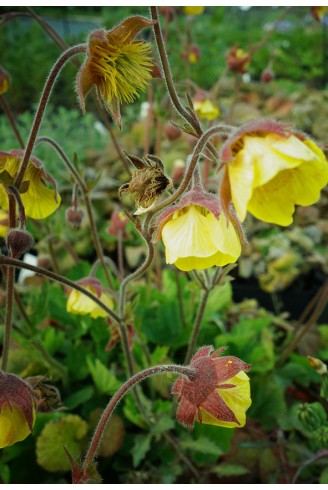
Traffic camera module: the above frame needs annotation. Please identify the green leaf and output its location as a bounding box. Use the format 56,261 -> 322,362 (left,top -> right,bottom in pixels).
213,463 -> 250,477
150,415 -> 175,436
249,376 -> 287,430
86,357 -> 121,395
0,460 -> 10,484
123,393 -> 150,429
181,435 -> 224,456
131,433 -> 152,467
64,386 -> 95,410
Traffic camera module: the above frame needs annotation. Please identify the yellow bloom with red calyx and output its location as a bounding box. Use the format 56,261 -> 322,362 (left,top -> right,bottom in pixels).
0,65 -> 10,95
0,372 -> 36,448
172,346 -> 251,430
311,6 -> 328,22
220,120 -> 328,227
226,45 -> 251,74
183,6 -> 205,16
0,209 -> 9,237
66,277 -> 114,319
0,150 -> 61,220
156,188 -> 242,272
76,17 -> 158,128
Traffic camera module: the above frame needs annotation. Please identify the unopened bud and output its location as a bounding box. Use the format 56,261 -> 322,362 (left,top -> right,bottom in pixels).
65,207 -> 85,228
313,426 -> 328,449
307,356 -> 328,375
6,228 -> 34,258
261,68 -> 275,83
297,402 -> 327,432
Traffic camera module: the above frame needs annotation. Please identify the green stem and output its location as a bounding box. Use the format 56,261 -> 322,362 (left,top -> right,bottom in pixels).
81,363 -> 196,476
35,136 -> 113,289
14,44 -> 86,190
1,266 -> 14,371
184,288 -> 211,365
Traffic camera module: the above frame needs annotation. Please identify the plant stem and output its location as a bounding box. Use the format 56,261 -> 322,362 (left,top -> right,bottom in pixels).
292,449 -> 328,484
36,136 -> 113,289
14,44 -> 86,190
185,288 -> 211,364
1,266 -> 14,371
278,281 -> 328,365
81,363 -> 196,475
150,6 -> 201,134
0,95 -> 25,149
0,255 -> 120,326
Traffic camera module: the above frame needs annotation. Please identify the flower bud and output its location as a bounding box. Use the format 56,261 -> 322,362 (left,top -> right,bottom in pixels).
65,207 -> 85,228
226,45 -> 251,74
261,68 -> 275,83
0,371 -> 36,448
0,65 -> 10,95
313,426 -> 328,449
107,209 -> 129,238
297,402 -> 327,432
6,228 -> 34,258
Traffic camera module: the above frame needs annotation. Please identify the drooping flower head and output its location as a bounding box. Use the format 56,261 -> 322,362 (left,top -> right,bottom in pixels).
0,372 -> 36,448
76,16 -> 157,128
193,90 -> 220,121
66,277 -> 114,319
226,45 -> 251,74
172,346 -> 251,430
156,188 -> 242,271
220,120 -> 328,226
0,150 -> 61,220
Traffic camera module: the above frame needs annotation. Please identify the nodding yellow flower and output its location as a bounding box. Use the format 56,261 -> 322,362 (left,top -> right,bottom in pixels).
311,6 -> 328,21
66,277 -> 114,319
76,16 -> 156,128
220,120 -> 328,226
0,209 -> 9,237
158,189 -> 241,272
0,150 -> 60,220
0,372 -> 36,449
172,346 -> 251,430
193,99 -> 220,120
0,65 -> 10,95
183,6 -> 205,15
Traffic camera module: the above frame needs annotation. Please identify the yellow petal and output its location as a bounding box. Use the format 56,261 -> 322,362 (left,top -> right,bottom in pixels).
200,371 -> 251,428
228,145 -> 255,222
0,404 -> 33,448
21,165 -> 61,219
0,209 -> 9,237
162,206 -> 241,271
67,286 -> 113,319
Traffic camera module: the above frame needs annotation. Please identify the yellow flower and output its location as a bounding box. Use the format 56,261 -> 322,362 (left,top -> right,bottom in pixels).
311,6 -> 328,21
221,120 -> 328,226
0,150 -> 61,220
183,6 -> 205,15
0,65 -> 10,95
159,190 -> 241,271
173,346 -> 251,430
0,209 -> 9,237
0,372 -> 36,448
76,17 -> 156,128
66,277 -> 114,319
193,99 -> 220,120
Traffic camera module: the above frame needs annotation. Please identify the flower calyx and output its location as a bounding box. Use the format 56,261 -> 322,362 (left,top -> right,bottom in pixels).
119,153 -> 173,215
172,346 -> 251,430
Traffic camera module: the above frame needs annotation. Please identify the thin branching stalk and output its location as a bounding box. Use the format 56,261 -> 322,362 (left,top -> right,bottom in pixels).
184,288 -> 211,365
82,363 -> 196,475
1,266 -> 14,371
14,44 -> 86,190
35,136 -> 113,289
0,255 -> 120,325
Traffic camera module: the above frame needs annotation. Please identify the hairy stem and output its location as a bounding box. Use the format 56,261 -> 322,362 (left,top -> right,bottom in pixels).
81,363 -> 196,475
36,136 -> 113,289
185,288 -> 211,364
14,44 -> 86,190
1,266 -> 14,371
0,256 -> 120,325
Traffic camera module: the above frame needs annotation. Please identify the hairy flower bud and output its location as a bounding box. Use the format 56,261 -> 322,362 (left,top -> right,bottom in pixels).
6,228 -> 34,258
65,207 -> 85,228
261,68 -> 275,83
